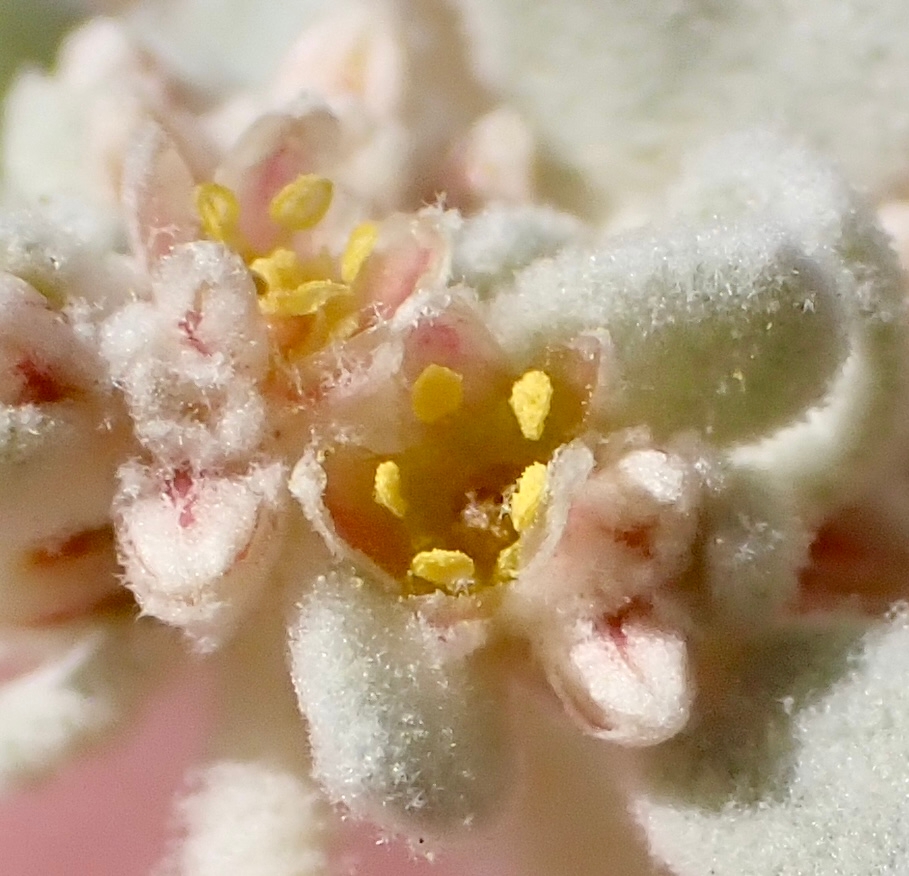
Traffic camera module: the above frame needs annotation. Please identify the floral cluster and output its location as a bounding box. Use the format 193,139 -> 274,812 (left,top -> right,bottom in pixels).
5,2 -> 909,876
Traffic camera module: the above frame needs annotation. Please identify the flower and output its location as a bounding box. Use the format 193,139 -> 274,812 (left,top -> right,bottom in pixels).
285,129 -> 909,848
5,3 -> 909,876
0,203 -> 179,792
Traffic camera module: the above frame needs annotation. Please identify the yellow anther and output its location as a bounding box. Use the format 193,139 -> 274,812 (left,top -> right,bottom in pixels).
374,460 -> 407,518
494,541 -> 521,583
258,280 -> 352,317
509,370 -> 553,441
195,183 -> 240,244
410,549 -> 475,591
510,462 -> 548,533
250,248 -> 307,292
342,222 -> 380,284
411,364 -> 464,424
269,174 -> 334,232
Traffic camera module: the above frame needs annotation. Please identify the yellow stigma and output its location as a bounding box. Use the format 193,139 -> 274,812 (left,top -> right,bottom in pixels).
510,370 -> 553,441
341,222 -> 380,284
410,549 -> 475,591
374,460 -> 407,518
269,174 -> 334,232
257,279 -> 352,318
411,364 -> 464,424
195,183 -> 240,245
510,462 -> 548,532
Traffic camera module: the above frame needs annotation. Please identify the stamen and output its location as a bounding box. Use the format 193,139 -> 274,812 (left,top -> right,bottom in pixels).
250,248 -> 308,292
195,183 -> 240,245
269,174 -> 334,232
494,541 -> 521,583
258,280 -> 352,318
510,369 -> 553,441
410,549 -> 475,590
374,460 -> 407,518
411,364 -> 464,424
342,222 -> 380,283
510,461 -> 548,532
328,312 -> 361,342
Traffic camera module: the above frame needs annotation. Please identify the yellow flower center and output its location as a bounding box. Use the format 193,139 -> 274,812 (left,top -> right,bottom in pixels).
194,176 -> 380,363
319,358 -> 590,598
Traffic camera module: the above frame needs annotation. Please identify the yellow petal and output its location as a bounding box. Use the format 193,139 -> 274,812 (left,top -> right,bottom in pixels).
510,461 -> 548,532
341,221 -> 380,284
258,280 -> 352,317
374,460 -> 407,518
411,363 -> 464,424
269,174 -> 334,232
410,549 -> 475,590
510,370 -> 553,441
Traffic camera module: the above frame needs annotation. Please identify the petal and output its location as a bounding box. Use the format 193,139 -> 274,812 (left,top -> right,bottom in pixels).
630,612 -> 909,876
353,208 -> 455,320
121,121 -> 200,268
542,607 -> 692,746
270,4 -> 405,120
508,438 -> 701,626
0,275 -> 131,626
100,242 -> 269,465
215,109 -> 342,255
116,461 -> 286,652
439,106 -> 537,211
490,219 -> 848,447
673,132 -> 909,519
288,566 -> 512,837
451,203 -> 584,297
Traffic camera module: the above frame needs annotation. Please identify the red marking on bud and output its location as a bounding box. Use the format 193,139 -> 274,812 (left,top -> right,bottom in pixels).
165,467 -> 198,527
178,310 -> 211,355
14,358 -> 73,405
26,525 -> 115,569
614,523 -> 656,559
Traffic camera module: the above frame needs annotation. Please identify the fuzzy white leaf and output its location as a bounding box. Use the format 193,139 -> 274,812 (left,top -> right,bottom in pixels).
289,566 -> 512,838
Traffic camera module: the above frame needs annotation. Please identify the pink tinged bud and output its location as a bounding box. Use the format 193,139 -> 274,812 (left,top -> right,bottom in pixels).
122,122 -> 200,268
115,461 -> 286,652
513,441 -> 701,624
272,5 -> 404,120
0,275 -> 129,628
544,608 -> 692,746
0,275 -> 102,404
100,242 -> 269,465
354,210 -> 454,320
398,290 -> 512,409
439,107 -> 536,211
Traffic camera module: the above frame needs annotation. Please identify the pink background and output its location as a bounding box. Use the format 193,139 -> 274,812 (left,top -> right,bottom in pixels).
0,666 -> 471,876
